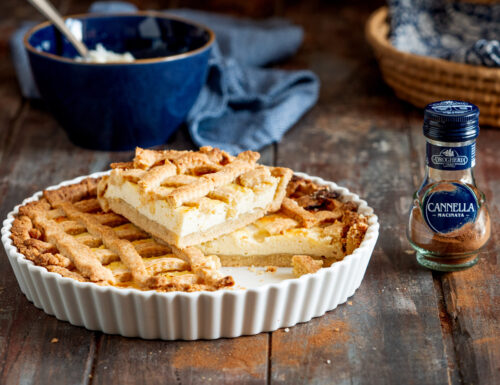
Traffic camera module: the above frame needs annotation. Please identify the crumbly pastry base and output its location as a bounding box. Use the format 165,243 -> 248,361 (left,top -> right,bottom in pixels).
105,197 -> 266,249
217,253 -> 339,268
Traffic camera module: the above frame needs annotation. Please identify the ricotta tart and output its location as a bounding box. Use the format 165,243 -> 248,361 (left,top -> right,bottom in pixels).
9,148 -> 369,292
97,147 -> 292,248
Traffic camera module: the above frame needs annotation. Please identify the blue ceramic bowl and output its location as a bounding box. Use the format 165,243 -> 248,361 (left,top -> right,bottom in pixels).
24,12 -> 214,150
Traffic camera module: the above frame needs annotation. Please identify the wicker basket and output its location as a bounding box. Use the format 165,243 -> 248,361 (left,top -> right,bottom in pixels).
366,7 -> 500,127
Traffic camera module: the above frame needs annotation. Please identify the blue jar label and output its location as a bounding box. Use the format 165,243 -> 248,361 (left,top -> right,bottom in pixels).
422,182 -> 478,234
426,142 -> 475,170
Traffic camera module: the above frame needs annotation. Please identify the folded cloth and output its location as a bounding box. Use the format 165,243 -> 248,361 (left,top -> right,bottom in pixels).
10,22 -> 39,98
11,1 -> 319,154
389,0 -> 500,67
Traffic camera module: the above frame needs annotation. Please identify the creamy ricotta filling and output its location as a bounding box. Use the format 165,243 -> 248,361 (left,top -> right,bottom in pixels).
104,178 -> 279,238
199,224 -> 341,258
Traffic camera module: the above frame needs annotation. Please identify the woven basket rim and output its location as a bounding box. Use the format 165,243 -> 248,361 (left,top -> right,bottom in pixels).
365,6 -> 500,78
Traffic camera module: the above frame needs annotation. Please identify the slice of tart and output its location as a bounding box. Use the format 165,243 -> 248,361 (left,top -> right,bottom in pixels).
198,176 -> 369,267
97,147 -> 292,248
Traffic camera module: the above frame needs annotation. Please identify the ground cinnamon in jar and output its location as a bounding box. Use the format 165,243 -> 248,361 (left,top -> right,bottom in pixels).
406,101 -> 491,271
409,199 -> 490,264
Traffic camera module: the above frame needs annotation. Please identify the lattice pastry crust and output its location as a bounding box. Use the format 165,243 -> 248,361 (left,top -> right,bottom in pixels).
10,155 -> 369,291
11,178 -> 234,292
199,175 -> 369,268
98,147 -> 293,248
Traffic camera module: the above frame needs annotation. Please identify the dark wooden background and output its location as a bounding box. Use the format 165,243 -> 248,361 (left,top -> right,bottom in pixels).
0,0 -> 498,384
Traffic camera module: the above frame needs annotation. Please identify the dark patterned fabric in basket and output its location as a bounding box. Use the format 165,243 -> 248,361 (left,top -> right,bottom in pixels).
389,0 -> 500,67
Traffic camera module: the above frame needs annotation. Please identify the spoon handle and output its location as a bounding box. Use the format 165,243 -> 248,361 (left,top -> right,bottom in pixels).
27,0 -> 89,58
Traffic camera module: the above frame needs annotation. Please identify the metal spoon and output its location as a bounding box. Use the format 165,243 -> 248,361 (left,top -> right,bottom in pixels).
27,0 -> 90,58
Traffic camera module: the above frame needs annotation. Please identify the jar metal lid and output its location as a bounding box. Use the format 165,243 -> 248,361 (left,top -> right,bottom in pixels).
423,100 -> 479,142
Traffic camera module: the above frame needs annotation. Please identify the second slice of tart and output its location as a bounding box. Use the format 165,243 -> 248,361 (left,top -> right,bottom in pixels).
198,176 -> 369,267
98,147 -> 292,248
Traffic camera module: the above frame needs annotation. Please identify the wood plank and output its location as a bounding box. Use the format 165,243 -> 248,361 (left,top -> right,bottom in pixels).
64,0 -> 279,17
0,44 -> 130,383
0,105 -> 109,385
269,1 -> 451,384
408,107 -> 500,385
92,334 -> 269,385
407,104 -> 464,385
439,126 -> 500,385
0,308 -> 97,385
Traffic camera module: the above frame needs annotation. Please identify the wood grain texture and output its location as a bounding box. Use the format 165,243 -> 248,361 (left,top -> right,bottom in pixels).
270,1 -> 451,384
440,127 -> 500,385
409,109 -> 500,385
0,106 -> 114,385
0,51 -> 104,385
92,334 -> 268,385
0,0 -> 499,384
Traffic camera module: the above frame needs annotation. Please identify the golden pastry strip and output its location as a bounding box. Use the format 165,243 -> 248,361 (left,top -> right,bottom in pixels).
44,178 -> 98,206
47,198 -> 101,219
57,201 -> 156,288
163,151 -> 260,207
254,215 -> 299,235
109,256 -> 189,282
138,161 -> 177,192
292,255 -> 323,277
238,167 -> 273,188
60,213 -> 128,234
170,245 -> 234,289
92,239 -> 171,264
20,201 -> 115,283
115,169 -> 146,184
133,239 -> 171,257
281,197 -> 318,228
133,148 -> 189,170
268,167 -> 294,212
134,146 -> 232,171
160,174 -> 199,187
144,256 -> 190,273
46,265 -> 88,282
172,152 -> 222,174
199,146 -> 234,164
110,161 -> 134,170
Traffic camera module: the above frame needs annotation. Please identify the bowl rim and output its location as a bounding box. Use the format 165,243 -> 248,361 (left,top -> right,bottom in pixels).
23,10 -> 216,66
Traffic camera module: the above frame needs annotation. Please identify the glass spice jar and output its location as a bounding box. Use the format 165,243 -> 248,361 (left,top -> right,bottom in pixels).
407,100 -> 491,271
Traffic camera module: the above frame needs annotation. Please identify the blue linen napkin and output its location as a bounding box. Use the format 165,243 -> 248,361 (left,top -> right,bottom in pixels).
389,0 -> 500,67
11,1 -> 319,154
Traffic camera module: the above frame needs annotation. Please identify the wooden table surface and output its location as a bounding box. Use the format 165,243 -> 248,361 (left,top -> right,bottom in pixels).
0,0 -> 498,384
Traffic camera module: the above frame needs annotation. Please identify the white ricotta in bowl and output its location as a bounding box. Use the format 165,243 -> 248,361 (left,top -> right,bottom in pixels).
76,43 -> 135,63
